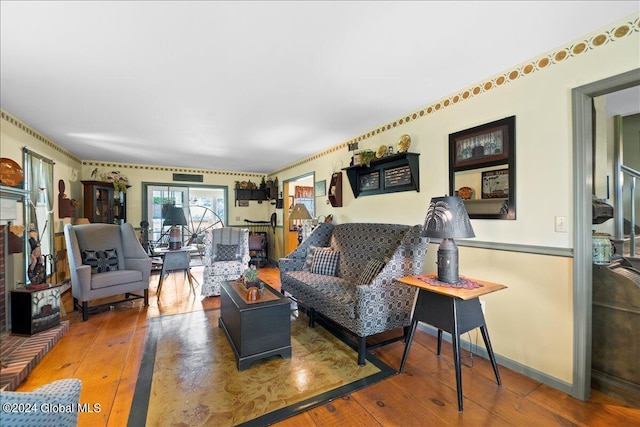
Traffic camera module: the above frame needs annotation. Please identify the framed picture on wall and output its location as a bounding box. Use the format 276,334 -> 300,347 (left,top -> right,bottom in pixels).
450,116 -> 513,171
314,180 -> 326,197
481,169 -> 509,199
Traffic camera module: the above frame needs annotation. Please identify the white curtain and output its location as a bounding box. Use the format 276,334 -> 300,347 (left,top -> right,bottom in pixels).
23,148 -> 54,284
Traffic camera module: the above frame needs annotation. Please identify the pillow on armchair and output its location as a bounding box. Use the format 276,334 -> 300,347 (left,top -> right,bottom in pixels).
81,248 -> 119,273
215,244 -> 238,261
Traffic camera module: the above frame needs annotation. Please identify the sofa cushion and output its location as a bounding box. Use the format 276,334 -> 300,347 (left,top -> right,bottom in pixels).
90,269 -> 143,290
282,271 -> 356,319
357,259 -> 386,285
215,244 -> 238,261
82,248 -> 119,274
311,248 -> 340,276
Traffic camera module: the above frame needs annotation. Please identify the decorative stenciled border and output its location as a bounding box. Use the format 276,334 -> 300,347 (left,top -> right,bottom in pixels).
273,15 -> 639,175
1,110 -> 266,179
3,16 -> 639,177
81,161 -> 266,179
0,109 -> 81,163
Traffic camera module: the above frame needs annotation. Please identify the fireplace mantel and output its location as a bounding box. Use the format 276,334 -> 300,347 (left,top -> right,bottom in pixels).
1,185 -> 27,226
1,185 -> 27,333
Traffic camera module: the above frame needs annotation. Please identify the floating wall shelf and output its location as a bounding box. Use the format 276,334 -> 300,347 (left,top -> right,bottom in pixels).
343,152 -> 420,198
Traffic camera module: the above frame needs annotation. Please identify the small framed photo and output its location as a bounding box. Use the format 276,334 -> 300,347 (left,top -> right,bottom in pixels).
314,180 -> 326,197
482,169 -> 509,199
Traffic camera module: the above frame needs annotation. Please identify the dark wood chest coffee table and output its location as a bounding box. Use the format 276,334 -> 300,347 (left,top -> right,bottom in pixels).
219,280 -> 292,370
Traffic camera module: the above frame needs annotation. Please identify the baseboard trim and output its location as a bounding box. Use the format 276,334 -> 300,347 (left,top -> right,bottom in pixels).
416,323 -> 573,395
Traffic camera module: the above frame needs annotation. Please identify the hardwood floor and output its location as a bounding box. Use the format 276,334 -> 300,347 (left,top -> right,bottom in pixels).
17,267 -> 639,426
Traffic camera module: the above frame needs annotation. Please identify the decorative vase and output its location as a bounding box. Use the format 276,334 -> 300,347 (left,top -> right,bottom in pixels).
592,233 -> 612,265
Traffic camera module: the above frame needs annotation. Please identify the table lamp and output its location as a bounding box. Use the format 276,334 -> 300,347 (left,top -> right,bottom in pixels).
163,206 -> 188,250
422,195 -> 475,284
289,203 -> 312,245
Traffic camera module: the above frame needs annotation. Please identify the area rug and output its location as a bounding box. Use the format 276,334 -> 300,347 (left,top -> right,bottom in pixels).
128,308 -> 395,426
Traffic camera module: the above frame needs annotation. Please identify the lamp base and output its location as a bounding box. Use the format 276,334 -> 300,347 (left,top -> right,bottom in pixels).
169,226 -> 182,250
436,238 -> 459,284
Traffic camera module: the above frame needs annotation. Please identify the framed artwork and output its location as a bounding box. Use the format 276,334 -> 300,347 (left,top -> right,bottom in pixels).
450,116 -> 514,171
449,116 -> 516,220
359,171 -> 380,192
482,169 -> 509,199
314,180 -> 326,197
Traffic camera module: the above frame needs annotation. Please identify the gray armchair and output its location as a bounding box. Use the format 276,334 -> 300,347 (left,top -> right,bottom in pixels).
201,227 -> 250,296
64,223 -> 151,320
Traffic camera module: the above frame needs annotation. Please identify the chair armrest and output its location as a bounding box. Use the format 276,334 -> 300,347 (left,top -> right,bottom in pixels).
125,257 -> 152,282
70,264 -> 92,298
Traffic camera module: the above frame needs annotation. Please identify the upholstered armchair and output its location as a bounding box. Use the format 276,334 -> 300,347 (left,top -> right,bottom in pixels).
0,379 -> 82,427
202,227 -> 250,296
64,223 -> 151,320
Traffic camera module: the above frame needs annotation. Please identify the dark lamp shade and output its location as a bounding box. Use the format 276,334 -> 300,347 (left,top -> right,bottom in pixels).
289,203 -> 312,220
423,196 -> 475,239
163,206 -> 188,226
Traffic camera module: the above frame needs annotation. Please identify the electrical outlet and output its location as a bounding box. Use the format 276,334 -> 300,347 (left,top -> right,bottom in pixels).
480,299 -> 486,315
555,216 -> 568,233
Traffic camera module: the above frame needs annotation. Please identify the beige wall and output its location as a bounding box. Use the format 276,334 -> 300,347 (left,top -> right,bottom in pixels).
1,13 -> 638,387
79,162 -> 271,228
267,14 -> 639,384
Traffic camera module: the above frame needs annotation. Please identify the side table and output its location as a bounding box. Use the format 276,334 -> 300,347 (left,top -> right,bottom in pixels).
397,273 -> 507,412
153,246 -> 198,298
10,283 -> 62,335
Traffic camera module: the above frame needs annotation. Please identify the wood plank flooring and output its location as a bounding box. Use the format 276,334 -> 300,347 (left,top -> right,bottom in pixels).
15,267 -> 639,426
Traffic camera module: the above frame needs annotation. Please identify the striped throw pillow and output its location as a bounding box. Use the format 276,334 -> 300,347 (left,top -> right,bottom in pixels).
357,259 -> 386,285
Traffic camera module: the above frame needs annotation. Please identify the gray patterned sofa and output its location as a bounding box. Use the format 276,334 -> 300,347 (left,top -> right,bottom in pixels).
279,222 -> 429,365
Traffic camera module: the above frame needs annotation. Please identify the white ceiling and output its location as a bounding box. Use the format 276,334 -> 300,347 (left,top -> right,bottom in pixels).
1,1 -> 638,173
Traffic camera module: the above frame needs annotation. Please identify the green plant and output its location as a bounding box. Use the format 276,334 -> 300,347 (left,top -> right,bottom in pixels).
359,150 -> 376,167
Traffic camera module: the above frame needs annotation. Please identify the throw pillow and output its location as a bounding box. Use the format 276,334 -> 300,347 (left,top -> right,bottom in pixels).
81,248 -> 119,274
216,244 -> 238,261
357,259 -> 386,285
311,248 -> 340,276
303,245 -> 319,270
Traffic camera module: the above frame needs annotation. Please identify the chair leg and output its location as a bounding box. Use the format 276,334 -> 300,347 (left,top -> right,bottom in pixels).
357,336 -> 367,366
82,302 -> 89,321
144,289 -> 149,306
73,297 -> 79,311
308,307 -> 316,328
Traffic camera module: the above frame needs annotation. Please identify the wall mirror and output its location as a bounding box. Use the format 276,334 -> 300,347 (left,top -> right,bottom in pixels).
448,116 -> 516,220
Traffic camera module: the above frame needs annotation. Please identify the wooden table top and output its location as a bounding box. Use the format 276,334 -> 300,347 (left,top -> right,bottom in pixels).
396,273 -> 507,300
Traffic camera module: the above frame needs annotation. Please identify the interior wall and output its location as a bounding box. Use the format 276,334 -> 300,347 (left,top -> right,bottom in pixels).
79,162 -> 271,229
268,14 -> 639,385
1,110 -> 82,287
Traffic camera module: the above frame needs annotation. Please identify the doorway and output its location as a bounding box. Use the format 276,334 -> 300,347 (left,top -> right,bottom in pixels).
282,173 -> 315,256
571,69 -> 640,400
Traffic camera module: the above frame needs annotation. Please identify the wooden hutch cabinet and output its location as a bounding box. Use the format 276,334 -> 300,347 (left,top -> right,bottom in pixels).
81,180 -> 127,224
